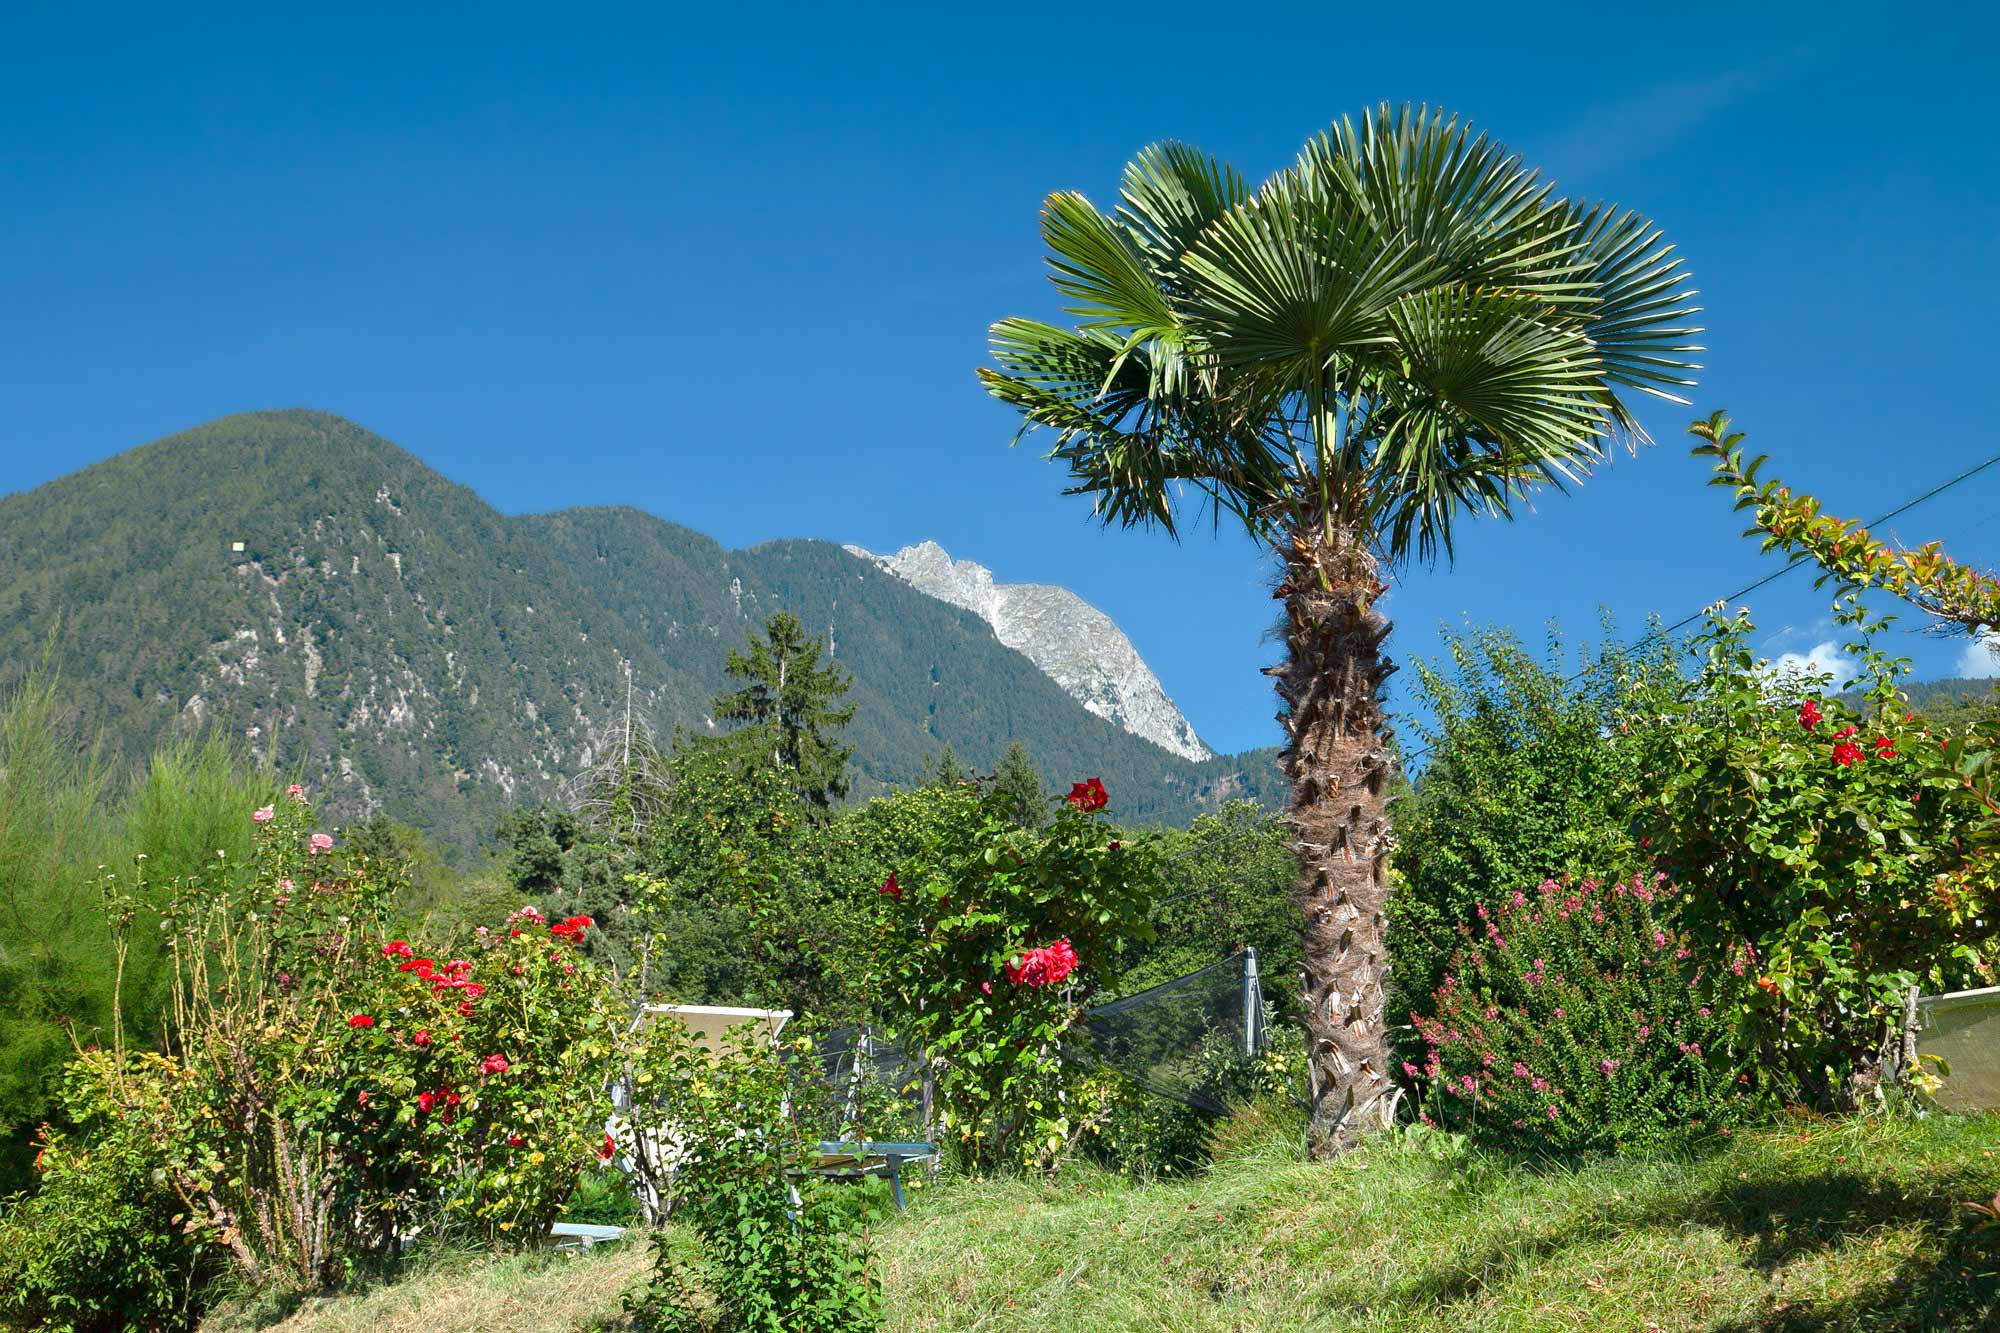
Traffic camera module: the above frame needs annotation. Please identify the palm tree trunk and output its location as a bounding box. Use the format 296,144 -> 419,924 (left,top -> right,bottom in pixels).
1274,503 -> 1400,1158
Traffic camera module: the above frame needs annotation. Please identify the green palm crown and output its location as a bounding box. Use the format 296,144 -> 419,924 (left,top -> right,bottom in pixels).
980,103 -> 1704,563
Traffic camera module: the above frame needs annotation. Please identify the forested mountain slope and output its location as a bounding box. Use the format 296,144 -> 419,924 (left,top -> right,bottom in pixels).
0,411 -> 1282,852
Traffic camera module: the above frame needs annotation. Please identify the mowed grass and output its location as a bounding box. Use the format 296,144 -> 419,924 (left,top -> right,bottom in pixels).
202,1239 -> 652,1333
878,1106 -> 2000,1333
206,1108 -> 2000,1333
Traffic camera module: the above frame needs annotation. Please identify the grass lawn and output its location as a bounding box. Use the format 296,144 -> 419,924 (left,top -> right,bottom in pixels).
206,1107 -> 2000,1333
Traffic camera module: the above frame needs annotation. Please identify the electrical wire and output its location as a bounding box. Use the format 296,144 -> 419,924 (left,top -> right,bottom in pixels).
1393,446 -> 2000,769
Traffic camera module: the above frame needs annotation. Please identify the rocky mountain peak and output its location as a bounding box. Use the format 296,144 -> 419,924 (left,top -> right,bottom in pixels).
845,540 -> 1212,762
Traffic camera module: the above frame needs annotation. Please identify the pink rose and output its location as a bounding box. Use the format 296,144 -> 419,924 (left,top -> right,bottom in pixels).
252,806 -> 275,824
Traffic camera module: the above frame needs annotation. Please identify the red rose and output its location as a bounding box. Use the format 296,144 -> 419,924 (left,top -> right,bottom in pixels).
458,1000 -> 475,1017
347,1014 -> 375,1029
1832,724 -> 1859,741
1798,700 -> 1823,731
416,1091 -> 437,1112
1006,938 -> 1079,987
1832,741 -> 1865,767
1066,777 -> 1108,812
481,1054 -> 510,1076
412,1029 -> 431,1047
507,1134 -> 526,1148
879,872 -> 901,900
598,1133 -> 616,1161
1873,735 -> 1897,758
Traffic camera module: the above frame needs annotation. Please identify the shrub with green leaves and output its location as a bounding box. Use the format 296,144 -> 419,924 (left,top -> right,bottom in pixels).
342,901 -> 624,1244
71,791 -> 628,1295
1391,623 -> 1681,1012
0,1053 -> 220,1333
1635,597 -> 2000,1108
1411,873 -> 1751,1152
1086,1023 -> 1305,1178
874,780 -> 1163,1173
623,1024 -> 879,1333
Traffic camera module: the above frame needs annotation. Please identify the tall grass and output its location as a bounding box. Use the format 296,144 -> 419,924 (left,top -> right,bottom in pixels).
0,675 -> 119,1191
0,675 -> 272,1192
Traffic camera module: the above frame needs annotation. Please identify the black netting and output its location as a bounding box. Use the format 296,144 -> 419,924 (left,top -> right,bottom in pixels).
808,1025 -> 929,1140
1080,951 -> 1266,1114
785,953 -> 1273,1130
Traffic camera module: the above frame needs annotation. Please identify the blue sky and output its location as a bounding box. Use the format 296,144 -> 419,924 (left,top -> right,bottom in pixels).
3,1 -> 1997,756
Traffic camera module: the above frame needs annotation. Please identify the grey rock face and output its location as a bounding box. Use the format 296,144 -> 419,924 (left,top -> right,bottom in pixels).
845,540 -> 1212,761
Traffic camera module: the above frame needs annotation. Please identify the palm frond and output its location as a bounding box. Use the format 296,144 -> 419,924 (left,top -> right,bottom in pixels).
981,319 -> 1288,536
1361,285 -> 1611,562
1181,164 -> 1441,386
1116,142 -> 1250,279
1307,104 -> 1586,299
1562,201 -> 1706,435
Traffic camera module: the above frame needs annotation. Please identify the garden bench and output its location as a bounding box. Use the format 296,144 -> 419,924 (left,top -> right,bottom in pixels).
799,1140 -> 936,1212
548,1221 -> 626,1250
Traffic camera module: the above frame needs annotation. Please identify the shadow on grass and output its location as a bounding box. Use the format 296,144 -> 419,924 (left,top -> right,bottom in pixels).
1394,1156 -> 1999,1330
1688,1170 -> 2000,1332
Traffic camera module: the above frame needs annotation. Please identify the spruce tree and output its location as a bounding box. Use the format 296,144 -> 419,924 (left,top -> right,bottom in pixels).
990,741 -> 1048,828
919,743 -> 970,789
710,611 -> 856,810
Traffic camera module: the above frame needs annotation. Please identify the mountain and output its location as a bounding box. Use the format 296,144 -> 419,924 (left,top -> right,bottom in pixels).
0,411 -> 1284,853
844,541 -> 1212,761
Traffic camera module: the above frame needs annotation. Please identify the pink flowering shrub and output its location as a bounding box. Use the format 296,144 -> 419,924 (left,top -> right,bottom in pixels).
1409,873 -> 1753,1152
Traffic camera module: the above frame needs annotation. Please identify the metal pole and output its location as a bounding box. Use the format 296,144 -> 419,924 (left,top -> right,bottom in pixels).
1243,948 -> 1262,1056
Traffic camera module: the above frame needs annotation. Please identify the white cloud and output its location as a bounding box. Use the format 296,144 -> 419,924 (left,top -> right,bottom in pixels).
1959,630 -> 2000,679
1769,640 -> 1857,686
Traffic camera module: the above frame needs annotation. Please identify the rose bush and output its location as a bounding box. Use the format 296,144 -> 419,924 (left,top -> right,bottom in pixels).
73,791 -> 628,1293
1634,597 -> 2000,1108
333,903 -> 623,1243
874,780 -> 1163,1173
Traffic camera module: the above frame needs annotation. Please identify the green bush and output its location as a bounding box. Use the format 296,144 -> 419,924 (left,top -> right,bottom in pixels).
560,1161 -> 641,1228
1390,623 -> 1680,1014
1636,598 -> 2000,1108
1411,873 -> 1753,1152
874,780 -> 1164,1174
1087,1024 -> 1304,1178
624,1024 -> 879,1333
0,1057 -> 220,1332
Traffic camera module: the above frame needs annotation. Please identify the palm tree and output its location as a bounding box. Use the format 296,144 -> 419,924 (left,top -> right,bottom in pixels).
980,105 -> 1701,1157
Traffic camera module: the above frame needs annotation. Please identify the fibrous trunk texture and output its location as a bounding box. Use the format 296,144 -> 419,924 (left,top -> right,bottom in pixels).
1273,505 -> 1400,1158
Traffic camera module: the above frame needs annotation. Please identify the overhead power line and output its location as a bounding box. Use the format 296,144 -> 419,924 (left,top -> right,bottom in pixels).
1145,443 -> 2000,885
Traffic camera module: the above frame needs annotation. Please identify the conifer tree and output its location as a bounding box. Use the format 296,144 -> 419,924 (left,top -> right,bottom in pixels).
990,741 -> 1048,828
919,743 -> 970,789
710,612 -> 856,810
